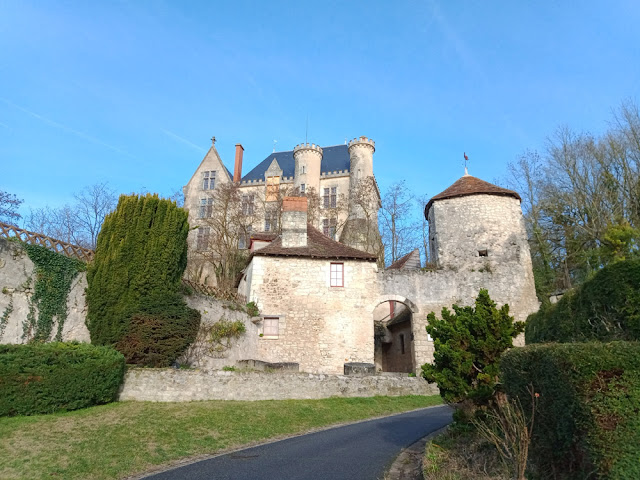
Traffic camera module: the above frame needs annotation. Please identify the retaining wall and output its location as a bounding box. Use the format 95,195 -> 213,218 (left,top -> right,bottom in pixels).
118,368 -> 439,402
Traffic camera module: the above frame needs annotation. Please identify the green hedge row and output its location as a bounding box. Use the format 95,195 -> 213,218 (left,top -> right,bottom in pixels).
0,342 -> 125,416
526,258 -> 640,343
501,342 -> 640,479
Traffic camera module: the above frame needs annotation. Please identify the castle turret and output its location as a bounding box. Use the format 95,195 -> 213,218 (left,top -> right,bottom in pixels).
425,173 -> 529,272
293,143 -> 323,195
340,136 -> 381,256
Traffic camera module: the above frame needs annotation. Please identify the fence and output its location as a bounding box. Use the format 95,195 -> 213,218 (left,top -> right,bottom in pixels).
0,221 -> 94,262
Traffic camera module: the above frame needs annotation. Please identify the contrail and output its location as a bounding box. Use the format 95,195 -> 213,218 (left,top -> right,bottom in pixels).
0,97 -> 136,158
162,129 -> 206,152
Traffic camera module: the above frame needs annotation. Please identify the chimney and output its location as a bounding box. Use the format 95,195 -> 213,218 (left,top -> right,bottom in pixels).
281,197 -> 308,248
234,144 -> 244,182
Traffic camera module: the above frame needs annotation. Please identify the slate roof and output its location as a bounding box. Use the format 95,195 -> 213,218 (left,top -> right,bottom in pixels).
254,225 -> 377,261
241,145 -> 350,182
425,174 -> 521,216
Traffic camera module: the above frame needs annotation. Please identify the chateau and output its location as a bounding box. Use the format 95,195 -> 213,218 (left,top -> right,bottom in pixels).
182,137 -> 382,284
181,137 -> 539,375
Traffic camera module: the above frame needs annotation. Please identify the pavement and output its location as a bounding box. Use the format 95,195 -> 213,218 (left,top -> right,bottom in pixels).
140,404 -> 453,480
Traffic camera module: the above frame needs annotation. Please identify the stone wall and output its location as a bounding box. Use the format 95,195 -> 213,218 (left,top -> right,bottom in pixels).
0,238 -> 90,344
180,294 -> 261,370
118,368 -> 439,402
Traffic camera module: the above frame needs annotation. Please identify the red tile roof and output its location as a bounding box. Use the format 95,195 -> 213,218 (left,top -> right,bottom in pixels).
254,225 -> 377,261
425,174 -> 521,216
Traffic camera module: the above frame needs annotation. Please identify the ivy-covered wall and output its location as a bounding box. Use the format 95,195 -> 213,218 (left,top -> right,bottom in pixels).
0,238 -> 90,344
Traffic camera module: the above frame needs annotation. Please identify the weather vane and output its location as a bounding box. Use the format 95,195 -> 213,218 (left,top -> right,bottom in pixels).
463,152 -> 469,174
273,139 -> 277,153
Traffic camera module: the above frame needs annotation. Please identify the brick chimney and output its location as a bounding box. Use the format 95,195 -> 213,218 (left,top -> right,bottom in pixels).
233,144 -> 244,182
281,197 -> 308,248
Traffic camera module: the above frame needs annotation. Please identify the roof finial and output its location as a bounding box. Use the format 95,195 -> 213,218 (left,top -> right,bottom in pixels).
463,152 -> 469,176
211,136 -> 216,146
273,139 -> 277,153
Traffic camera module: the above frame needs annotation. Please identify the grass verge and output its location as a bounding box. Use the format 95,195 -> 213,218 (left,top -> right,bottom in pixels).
0,395 -> 440,480
422,423 -> 508,480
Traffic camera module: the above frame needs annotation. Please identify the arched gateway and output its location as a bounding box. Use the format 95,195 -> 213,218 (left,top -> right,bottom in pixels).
372,296 -> 419,373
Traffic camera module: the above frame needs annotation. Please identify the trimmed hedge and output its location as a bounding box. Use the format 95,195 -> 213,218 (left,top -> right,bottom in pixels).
0,342 -> 125,416
501,342 -> 640,479
526,258 -> 640,343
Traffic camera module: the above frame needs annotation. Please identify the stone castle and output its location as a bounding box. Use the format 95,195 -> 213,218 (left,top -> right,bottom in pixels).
181,137 -> 540,375
0,135 -> 539,378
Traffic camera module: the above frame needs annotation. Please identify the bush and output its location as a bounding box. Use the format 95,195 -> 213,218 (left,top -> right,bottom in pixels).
0,342 -> 125,416
501,342 -> 640,479
86,194 -> 201,366
115,306 -> 200,367
526,258 -> 640,343
422,289 -> 524,407
87,194 -> 191,346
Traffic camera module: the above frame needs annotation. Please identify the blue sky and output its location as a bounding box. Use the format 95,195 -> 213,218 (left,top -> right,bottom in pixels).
1,0 -> 639,219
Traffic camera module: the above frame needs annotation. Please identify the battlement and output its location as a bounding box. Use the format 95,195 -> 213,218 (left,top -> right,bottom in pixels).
293,143 -> 323,158
348,136 -> 375,152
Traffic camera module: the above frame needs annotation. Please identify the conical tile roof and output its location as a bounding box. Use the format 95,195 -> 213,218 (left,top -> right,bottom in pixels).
425,174 -> 521,217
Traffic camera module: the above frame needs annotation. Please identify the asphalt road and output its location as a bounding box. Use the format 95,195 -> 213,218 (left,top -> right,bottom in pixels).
143,404 -> 452,480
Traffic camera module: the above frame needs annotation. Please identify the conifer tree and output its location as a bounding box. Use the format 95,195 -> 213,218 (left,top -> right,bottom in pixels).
422,289 -> 524,407
86,194 -> 199,365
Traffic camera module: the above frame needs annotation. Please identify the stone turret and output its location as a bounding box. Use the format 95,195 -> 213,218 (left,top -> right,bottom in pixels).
425,173 -> 529,272
293,143 -> 323,195
340,136 -> 381,256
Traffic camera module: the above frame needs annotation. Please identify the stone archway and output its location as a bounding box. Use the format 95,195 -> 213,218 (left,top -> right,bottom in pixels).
372,296 -> 419,373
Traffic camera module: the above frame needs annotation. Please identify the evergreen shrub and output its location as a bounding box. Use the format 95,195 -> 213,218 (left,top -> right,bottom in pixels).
421,289 -> 524,407
501,342 -> 640,480
115,304 -> 200,367
0,342 -> 125,416
526,258 -> 640,343
86,194 -> 200,366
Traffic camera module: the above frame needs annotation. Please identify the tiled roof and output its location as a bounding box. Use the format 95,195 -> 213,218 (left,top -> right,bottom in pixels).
386,249 -> 420,270
250,232 -> 278,242
425,174 -> 521,215
241,145 -> 350,182
254,225 -> 377,261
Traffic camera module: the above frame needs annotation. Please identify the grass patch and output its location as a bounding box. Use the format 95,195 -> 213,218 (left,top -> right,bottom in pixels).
423,424 -> 509,480
0,395 -> 440,480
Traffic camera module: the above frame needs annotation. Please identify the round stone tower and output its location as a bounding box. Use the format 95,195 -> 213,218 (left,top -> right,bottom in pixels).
425,173 -> 531,273
293,143 -> 323,195
339,136 -> 381,255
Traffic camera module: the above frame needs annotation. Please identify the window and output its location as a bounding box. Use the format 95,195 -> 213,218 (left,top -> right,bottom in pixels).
266,176 -> 280,201
301,165 -> 306,174
330,262 -> 343,287
242,194 -> 254,215
199,198 -> 213,218
478,249 -> 488,257
239,225 -> 252,249
263,317 -> 279,338
265,211 -> 277,232
323,187 -> 337,208
202,171 -> 216,190
300,184 -> 306,194
322,218 -> 337,240
196,227 -> 210,251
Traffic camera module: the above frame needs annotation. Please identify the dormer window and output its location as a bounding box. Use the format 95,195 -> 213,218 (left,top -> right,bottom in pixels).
202,171 -> 216,190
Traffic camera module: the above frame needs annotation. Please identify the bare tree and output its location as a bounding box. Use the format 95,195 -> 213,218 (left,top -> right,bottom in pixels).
379,180 -> 420,265
194,183 -> 262,291
25,182 -> 116,248
0,191 -> 23,224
